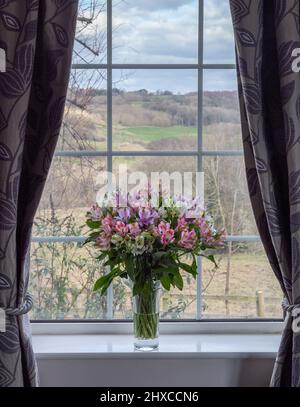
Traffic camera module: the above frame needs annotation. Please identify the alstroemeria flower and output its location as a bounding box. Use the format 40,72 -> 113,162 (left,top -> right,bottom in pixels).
117,207 -> 131,222
102,215 -> 113,234
96,233 -> 111,250
138,207 -> 158,227
128,222 -> 141,237
177,216 -> 187,231
89,204 -> 102,221
178,229 -> 197,250
155,221 -> 175,246
115,221 -> 129,237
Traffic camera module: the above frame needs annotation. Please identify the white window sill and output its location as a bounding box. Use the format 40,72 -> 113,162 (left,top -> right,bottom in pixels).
32,333 -> 281,360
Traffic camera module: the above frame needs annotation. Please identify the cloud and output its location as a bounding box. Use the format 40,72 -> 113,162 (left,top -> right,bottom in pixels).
83,0 -> 237,91
124,0 -> 196,11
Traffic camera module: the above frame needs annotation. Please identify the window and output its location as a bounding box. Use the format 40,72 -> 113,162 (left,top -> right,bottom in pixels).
30,0 -> 282,321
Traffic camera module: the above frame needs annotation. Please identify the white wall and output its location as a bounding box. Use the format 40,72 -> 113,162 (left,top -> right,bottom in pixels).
37,357 -> 275,387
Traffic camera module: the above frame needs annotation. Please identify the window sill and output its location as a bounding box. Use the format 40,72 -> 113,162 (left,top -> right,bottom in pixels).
32,333 -> 281,360
31,320 -> 284,336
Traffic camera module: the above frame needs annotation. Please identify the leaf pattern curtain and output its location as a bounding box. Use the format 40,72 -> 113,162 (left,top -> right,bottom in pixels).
229,0 -> 300,387
0,0 -> 78,387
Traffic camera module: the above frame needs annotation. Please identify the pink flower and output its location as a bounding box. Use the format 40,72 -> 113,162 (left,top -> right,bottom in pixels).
213,227 -> 226,247
115,221 -> 129,237
96,233 -> 111,250
178,229 -> 197,250
128,222 -> 141,237
177,216 -> 187,231
155,221 -> 175,246
102,215 -> 113,234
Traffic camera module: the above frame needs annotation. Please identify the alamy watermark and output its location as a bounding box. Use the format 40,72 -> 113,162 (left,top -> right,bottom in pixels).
95,164 -> 204,216
0,308 -> 5,332
0,48 -> 6,73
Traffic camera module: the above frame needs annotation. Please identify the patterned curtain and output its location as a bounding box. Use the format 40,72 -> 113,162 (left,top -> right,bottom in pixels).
229,0 -> 300,387
0,0 -> 78,386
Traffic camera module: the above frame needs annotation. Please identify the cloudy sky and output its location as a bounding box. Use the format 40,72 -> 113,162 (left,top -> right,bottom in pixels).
76,0 -> 237,93
111,0 -> 236,93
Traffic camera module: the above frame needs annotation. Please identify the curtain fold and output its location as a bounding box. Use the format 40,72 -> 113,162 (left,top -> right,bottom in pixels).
229,0 -> 300,387
0,0 -> 78,387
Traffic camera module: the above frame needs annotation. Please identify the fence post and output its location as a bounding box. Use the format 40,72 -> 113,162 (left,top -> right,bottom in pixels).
256,290 -> 265,317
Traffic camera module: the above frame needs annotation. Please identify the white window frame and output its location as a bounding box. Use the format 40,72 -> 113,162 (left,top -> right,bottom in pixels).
30,0 -> 283,329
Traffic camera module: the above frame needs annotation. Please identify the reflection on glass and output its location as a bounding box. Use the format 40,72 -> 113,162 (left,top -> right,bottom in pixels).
112,0 -> 198,63
112,70 -> 197,151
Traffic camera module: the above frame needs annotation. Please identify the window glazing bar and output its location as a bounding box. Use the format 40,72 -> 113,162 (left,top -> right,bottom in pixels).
196,0 -> 204,320
31,235 -> 261,244
106,0 -> 113,320
54,150 -> 244,157
71,64 -> 236,70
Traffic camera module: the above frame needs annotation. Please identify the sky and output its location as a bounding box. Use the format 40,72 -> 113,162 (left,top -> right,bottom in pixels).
77,0 -> 237,93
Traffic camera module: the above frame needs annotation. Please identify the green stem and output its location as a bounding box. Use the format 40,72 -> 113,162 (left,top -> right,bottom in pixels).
133,281 -> 159,340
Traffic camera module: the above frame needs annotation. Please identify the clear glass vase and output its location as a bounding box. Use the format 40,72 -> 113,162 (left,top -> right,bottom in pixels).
132,281 -> 160,351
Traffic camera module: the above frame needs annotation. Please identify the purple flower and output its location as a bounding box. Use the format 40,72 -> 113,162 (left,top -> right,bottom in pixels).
117,207 -> 131,221
138,208 -> 158,227
89,204 -> 102,221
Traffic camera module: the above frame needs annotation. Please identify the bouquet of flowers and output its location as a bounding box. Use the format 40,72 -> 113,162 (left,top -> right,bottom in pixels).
85,189 -> 225,347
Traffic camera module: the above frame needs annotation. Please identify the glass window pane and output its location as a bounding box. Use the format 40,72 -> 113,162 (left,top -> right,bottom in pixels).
203,69 -> 242,151
58,69 -> 107,151
33,157 -> 106,236
112,70 -> 197,151
204,156 -> 256,236
202,241 -> 283,319
73,0 -> 107,65
29,242 -> 107,320
204,0 -> 235,64
112,0 -> 198,64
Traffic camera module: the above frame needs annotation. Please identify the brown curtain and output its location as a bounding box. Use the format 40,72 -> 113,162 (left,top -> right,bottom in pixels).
229,0 -> 300,387
0,0 -> 78,386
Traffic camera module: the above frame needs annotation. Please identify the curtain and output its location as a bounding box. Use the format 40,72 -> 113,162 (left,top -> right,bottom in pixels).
0,0 -> 78,386
229,0 -> 300,387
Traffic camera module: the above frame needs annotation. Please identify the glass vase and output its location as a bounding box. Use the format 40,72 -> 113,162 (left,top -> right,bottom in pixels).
132,281 -> 160,351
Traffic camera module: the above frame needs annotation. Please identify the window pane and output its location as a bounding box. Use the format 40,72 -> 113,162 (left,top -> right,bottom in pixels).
204,156 -> 256,236
29,242 -> 107,320
202,241 -> 283,319
58,69 -> 107,151
204,0 -> 235,64
112,0 -> 198,63
203,69 -> 242,151
112,70 -> 197,151
73,0 -> 107,65
33,157 -> 106,236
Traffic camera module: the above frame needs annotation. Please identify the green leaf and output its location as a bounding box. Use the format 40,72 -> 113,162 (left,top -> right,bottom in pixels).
86,219 -> 101,229
96,252 -> 108,261
177,261 -> 197,278
202,254 -> 218,268
93,270 -> 116,295
160,274 -> 171,291
173,272 -> 184,291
